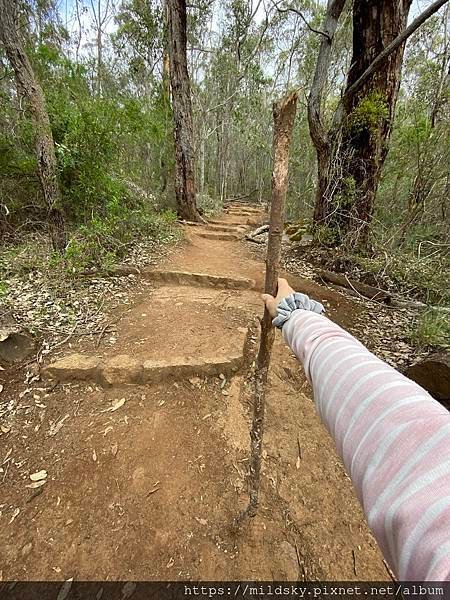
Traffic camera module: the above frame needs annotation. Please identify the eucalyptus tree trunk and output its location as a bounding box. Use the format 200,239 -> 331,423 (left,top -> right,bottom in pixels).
160,0 -> 172,194
167,0 -> 200,221
325,0 -> 413,246
312,0 -> 412,247
309,0 -> 449,248
0,0 -> 66,249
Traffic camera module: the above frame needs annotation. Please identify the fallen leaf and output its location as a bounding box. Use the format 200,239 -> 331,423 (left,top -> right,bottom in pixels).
111,397 -> 126,412
110,443 -> 118,457
57,578 -> 73,600
296,457 -> 301,470
195,517 -> 208,526
221,390 -> 229,396
48,414 -> 70,437
101,397 -> 126,413
26,480 -> 46,489
30,470 -> 47,481
0,384 -> 3,393
92,450 -> 97,462
1,425 -> 11,434
9,507 -> 20,524
2,448 -> 12,464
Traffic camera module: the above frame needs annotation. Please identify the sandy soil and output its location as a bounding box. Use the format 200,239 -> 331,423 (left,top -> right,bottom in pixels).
0,205 -> 389,582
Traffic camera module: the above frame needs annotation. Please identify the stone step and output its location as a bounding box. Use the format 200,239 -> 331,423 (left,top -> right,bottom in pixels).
208,219 -> 246,226
205,224 -> 245,232
182,221 -> 245,232
225,211 -> 263,218
225,205 -> 263,213
146,270 -> 255,289
105,268 -> 255,289
44,352 -> 245,386
197,232 -> 239,241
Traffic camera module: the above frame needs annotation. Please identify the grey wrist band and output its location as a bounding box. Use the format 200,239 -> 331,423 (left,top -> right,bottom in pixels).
272,292 -> 325,329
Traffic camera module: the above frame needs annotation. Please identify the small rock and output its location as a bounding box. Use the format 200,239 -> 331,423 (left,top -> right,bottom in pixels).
21,542 -> 33,557
30,470 -> 47,482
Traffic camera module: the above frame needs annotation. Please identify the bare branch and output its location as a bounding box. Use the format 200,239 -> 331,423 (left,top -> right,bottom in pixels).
272,1 -> 331,41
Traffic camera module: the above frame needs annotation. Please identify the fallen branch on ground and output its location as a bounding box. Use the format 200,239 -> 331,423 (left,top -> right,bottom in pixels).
245,224 -> 269,244
319,269 -> 450,313
318,269 -> 391,303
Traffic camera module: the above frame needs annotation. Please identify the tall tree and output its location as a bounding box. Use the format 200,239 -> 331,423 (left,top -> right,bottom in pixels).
0,0 -> 65,249
308,0 -> 448,247
167,0 -> 200,221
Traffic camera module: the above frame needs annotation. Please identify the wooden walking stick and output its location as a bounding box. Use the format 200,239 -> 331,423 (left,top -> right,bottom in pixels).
238,90 -> 298,524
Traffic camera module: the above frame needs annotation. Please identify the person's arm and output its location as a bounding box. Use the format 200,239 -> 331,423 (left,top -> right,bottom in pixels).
263,279 -> 450,581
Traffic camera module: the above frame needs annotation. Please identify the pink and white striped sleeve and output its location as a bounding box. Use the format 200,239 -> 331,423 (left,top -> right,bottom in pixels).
282,309 -> 450,581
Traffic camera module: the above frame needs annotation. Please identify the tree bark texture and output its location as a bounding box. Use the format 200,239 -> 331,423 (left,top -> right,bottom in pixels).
334,0 -> 412,245
239,91 -> 298,523
0,0 -> 66,249
167,0 -> 200,221
312,0 -> 414,247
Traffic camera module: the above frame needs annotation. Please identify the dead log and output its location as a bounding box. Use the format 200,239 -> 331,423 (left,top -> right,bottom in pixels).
390,298 -> 450,314
238,90 -> 298,524
245,224 -> 269,244
318,269 -> 391,303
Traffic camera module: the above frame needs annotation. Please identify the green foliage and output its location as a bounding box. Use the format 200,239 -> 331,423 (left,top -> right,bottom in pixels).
354,249 -> 450,307
197,193 -> 222,216
314,224 -> 340,246
410,309 -> 450,350
335,176 -> 356,208
62,207 -> 179,273
349,92 -> 389,134
1,42 -> 174,232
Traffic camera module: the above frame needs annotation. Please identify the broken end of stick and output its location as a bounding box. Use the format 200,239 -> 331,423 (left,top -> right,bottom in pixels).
273,89 -> 299,117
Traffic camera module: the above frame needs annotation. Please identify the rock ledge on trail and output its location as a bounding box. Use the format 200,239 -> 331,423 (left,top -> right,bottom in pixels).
45,354 -> 100,381
405,353 -> 450,405
44,352 -> 245,386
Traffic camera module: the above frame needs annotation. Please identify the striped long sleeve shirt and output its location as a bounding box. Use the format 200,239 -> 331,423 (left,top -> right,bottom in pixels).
282,309 -> 450,581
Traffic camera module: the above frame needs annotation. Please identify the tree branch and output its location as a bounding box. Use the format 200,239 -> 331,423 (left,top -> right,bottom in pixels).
307,0 -> 347,155
343,0 -> 449,103
273,2 -> 331,41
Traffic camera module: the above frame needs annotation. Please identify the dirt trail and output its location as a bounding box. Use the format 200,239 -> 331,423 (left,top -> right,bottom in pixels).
0,204 -> 388,581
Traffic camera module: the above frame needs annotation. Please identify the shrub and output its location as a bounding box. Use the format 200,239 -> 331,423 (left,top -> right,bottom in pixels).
62,207 -> 179,273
